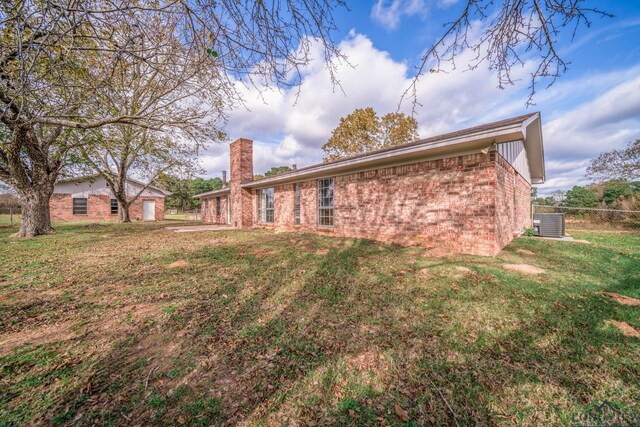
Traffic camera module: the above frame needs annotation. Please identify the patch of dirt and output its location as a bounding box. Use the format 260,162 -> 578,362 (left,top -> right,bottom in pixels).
253,250 -> 276,258
516,249 -> 536,255
418,268 -> 430,277
573,239 -> 590,244
600,292 -> 640,307
606,320 -> 640,339
0,321 -> 76,356
37,289 -> 63,297
167,259 -> 189,268
455,266 -> 471,273
347,351 -> 389,371
503,264 -> 546,275
315,249 -> 329,255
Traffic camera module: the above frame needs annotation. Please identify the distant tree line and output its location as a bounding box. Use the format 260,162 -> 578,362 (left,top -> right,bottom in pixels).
532,140 -> 640,211
532,180 -> 640,211
157,176 -> 224,212
159,165 -> 294,211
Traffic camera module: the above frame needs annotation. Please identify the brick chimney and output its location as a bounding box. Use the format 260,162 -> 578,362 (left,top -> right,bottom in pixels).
229,138 -> 254,228
222,170 -> 227,187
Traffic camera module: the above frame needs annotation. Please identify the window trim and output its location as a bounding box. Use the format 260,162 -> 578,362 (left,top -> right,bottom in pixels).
72,197 -> 88,215
257,187 -> 275,224
317,178 -> 334,227
110,198 -> 118,215
294,183 -> 301,225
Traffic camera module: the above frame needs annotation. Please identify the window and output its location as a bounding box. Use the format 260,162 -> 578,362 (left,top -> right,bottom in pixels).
216,197 -> 221,216
257,188 -> 274,223
110,199 -> 118,215
317,178 -> 334,227
294,183 -> 301,225
205,199 -> 209,211
72,198 -> 87,215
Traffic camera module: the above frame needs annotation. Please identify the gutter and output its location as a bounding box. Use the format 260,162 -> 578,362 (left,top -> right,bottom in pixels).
193,187 -> 231,198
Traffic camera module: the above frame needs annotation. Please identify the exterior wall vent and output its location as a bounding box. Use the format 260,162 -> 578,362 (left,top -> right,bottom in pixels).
532,213 -> 565,238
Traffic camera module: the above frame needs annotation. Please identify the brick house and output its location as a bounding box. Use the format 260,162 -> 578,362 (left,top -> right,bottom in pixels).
51,176 -> 169,222
196,113 -> 545,256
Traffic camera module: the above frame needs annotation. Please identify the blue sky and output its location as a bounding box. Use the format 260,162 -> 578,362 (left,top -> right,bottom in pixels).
200,1 -> 640,194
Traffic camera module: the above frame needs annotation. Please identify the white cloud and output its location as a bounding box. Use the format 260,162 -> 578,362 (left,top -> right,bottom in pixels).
535,73 -> 640,194
371,0 -> 429,31
201,31 -> 529,177
198,31 -> 640,196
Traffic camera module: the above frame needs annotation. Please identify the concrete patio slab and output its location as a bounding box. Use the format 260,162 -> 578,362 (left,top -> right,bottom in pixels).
165,225 -> 235,233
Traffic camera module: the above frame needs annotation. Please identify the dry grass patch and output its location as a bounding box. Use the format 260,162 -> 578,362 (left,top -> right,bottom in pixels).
600,291 -> 640,307
516,248 -> 536,255
0,321 -> 76,357
167,259 -> 189,268
606,320 -> 640,339
503,263 -> 546,275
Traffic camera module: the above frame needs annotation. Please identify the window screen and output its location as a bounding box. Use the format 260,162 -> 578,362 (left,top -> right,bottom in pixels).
73,198 -> 88,215
110,199 -> 118,215
317,178 -> 334,227
258,188 -> 274,223
294,183 -> 301,225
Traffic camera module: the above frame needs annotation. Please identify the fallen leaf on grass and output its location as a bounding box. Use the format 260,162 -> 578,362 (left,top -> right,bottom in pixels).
394,402 -> 409,422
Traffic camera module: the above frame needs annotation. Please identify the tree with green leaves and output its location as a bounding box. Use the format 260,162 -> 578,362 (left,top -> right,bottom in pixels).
254,166 -> 293,180
322,108 -> 419,162
563,186 -> 598,208
158,176 -> 223,211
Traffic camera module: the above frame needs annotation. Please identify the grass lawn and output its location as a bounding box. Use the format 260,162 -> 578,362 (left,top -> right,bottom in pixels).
0,223 -> 638,426
165,213 -> 188,220
0,214 -> 20,227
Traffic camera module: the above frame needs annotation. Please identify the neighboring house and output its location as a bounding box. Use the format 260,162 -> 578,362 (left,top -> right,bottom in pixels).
51,175 -> 170,222
195,113 -> 545,256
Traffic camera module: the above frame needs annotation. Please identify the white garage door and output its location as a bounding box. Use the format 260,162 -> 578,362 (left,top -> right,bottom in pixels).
143,200 -> 155,221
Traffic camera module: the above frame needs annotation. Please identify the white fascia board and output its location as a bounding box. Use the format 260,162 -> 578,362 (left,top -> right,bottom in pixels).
521,113 -> 545,184
193,188 -> 231,199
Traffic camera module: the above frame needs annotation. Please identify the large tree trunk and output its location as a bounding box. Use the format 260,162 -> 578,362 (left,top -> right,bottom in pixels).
5,125 -> 60,237
14,187 -> 55,237
117,200 -> 131,223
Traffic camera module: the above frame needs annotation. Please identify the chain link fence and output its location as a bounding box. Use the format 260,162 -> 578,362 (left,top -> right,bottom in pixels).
0,203 -> 21,227
532,205 -> 640,231
166,209 -> 201,221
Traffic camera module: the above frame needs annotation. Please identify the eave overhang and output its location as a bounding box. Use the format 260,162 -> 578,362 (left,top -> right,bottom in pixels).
242,113 -> 545,189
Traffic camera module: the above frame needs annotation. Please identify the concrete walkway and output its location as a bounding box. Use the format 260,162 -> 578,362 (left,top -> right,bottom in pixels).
165,224 -> 235,233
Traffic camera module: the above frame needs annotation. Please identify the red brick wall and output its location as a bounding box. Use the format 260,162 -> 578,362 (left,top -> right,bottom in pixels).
250,152 -> 531,256
230,138 -> 254,228
201,194 -> 229,224
495,153 -> 531,249
50,194 -> 165,222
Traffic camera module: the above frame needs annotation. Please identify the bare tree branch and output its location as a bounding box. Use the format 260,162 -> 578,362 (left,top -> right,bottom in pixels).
400,0 -> 612,112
